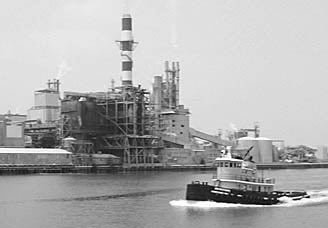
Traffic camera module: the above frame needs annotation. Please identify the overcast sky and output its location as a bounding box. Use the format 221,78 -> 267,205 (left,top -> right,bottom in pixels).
1,0 -> 328,146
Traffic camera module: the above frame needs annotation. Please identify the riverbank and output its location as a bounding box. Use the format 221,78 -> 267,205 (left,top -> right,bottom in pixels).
257,162 -> 328,169
0,164 -> 212,174
2,162 -> 328,174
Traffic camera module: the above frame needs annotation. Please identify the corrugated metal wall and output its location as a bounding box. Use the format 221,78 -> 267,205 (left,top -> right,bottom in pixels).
0,153 -> 72,165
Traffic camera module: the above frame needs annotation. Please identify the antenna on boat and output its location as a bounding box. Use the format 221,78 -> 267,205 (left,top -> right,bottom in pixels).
243,146 -> 254,160
224,146 -> 232,158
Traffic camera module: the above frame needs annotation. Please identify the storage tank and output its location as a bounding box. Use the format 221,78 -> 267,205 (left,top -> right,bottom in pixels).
237,137 -> 260,162
237,137 -> 273,163
256,137 -> 273,163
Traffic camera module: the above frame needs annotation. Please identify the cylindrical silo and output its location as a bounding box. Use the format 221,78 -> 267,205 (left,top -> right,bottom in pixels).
237,137 -> 261,163
256,137 -> 273,163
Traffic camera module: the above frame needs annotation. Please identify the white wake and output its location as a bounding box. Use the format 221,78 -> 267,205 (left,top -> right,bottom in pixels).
170,189 -> 328,209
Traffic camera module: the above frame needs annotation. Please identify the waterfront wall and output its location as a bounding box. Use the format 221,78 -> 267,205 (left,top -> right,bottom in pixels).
257,162 -> 328,169
0,148 -> 72,165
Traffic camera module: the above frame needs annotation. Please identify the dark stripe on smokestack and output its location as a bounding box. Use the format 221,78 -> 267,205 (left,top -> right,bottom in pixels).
121,41 -> 133,51
122,16 -> 132,31
122,61 -> 132,71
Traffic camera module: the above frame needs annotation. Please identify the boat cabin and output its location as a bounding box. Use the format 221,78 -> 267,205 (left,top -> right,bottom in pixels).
213,157 -> 275,193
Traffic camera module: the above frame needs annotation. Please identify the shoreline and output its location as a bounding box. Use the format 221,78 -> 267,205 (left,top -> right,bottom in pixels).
257,162 -> 328,169
1,162 -> 328,175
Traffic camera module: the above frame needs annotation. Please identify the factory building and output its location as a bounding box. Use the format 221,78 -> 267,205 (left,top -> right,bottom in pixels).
0,113 -> 26,147
151,61 -> 232,165
27,79 -> 60,123
60,85 -> 163,168
25,79 -> 61,148
151,61 -> 190,146
160,108 -> 190,146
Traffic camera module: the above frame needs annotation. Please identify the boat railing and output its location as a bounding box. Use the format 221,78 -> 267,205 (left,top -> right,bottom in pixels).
213,174 -> 275,184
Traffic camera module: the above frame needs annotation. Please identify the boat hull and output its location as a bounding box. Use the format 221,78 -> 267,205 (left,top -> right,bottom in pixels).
186,182 -> 309,205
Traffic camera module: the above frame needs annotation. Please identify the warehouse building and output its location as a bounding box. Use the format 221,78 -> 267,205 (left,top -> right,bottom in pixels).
0,148 -> 72,166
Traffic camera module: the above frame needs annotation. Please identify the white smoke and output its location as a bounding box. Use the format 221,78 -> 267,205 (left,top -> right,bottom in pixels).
123,0 -> 131,13
230,123 -> 239,132
56,60 -> 72,80
169,0 -> 178,49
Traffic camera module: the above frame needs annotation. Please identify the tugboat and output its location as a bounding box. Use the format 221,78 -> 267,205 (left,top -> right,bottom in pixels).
186,147 -> 310,205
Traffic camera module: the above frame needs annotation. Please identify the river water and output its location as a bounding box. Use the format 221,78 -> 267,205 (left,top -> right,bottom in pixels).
1,169 -> 328,228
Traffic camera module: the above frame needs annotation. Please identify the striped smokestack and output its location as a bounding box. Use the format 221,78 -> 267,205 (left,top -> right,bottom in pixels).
119,14 -> 135,87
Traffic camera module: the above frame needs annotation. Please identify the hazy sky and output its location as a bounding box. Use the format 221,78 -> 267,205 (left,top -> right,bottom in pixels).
1,0 -> 328,146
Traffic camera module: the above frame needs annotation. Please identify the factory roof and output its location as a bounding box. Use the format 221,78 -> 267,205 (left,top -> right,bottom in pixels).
0,148 -> 72,154
35,88 -> 59,94
238,137 -> 272,141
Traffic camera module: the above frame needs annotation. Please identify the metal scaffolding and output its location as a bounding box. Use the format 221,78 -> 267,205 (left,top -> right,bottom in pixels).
100,135 -> 163,168
60,86 -> 163,168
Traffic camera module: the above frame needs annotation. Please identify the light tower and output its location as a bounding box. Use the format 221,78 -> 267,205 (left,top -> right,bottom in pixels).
118,14 -> 137,87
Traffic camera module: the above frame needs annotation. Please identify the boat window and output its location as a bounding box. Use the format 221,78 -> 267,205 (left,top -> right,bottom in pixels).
229,163 -> 233,168
237,163 -> 241,168
225,162 -> 229,167
220,162 -> 223,167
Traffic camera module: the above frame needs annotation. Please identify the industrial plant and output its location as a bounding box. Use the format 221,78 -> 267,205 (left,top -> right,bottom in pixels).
21,12 -> 233,168
0,13 -> 324,172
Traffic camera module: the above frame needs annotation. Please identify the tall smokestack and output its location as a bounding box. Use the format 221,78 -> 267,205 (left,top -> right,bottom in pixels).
119,14 -> 136,87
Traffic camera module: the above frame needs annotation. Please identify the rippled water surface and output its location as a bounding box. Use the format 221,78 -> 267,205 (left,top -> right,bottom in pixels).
1,169 -> 328,228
